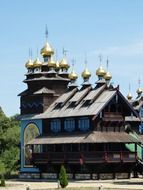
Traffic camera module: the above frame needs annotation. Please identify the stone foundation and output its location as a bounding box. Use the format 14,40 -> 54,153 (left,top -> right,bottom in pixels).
100,173 -> 113,180
75,174 -> 91,180
116,173 -> 129,179
19,172 -> 40,179
41,173 -> 57,179
19,172 -> 130,180
92,173 -> 98,180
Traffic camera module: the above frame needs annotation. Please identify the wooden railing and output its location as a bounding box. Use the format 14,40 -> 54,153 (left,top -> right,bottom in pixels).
32,151 -> 137,164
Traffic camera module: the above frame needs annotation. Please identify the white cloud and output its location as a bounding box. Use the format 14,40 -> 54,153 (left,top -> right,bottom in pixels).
89,41 -> 143,56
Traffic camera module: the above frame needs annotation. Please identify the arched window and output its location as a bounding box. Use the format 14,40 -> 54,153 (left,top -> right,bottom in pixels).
24,123 -> 40,166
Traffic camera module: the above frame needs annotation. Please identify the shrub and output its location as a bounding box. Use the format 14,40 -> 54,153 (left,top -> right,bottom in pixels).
59,165 -> 68,188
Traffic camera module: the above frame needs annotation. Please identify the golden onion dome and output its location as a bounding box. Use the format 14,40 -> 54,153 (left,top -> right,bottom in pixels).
33,57 -> 42,68
136,87 -> 142,94
48,58 -> 56,68
104,71 -> 112,81
25,59 -> 34,69
56,60 -> 60,69
59,57 -> 70,69
69,69 -> 78,80
96,66 -> 106,77
127,92 -> 133,100
82,68 -> 91,79
40,41 -> 54,56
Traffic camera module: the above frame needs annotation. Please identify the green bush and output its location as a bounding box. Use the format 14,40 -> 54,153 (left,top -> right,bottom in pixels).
0,175 -> 5,187
59,165 -> 68,188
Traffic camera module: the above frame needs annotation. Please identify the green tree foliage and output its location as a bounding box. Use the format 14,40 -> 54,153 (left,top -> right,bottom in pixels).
0,108 -> 20,177
0,160 -> 6,186
1,147 -> 19,176
59,165 -> 68,188
0,160 -> 5,175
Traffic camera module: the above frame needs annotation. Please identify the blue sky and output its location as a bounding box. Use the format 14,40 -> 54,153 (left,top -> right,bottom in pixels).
1,0 -> 143,116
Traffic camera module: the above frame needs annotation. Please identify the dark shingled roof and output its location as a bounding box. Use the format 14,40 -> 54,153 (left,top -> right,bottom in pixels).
34,87 -> 55,95
19,83 -> 139,120
41,89 -> 116,118
27,131 -> 140,145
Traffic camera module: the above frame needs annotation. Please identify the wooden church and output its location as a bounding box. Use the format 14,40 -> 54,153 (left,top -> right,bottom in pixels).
126,87 -> 143,165
19,34 -> 140,180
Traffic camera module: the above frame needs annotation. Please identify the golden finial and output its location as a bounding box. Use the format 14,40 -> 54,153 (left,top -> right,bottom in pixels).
48,56 -> 56,68
25,49 -> 34,69
56,60 -> 60,69
96,54 -> 106,77
81,56 -> 91,79
33,48 -> 42,68
59,48 -> 70,69
103,58 -> 112,80
40,26 -> 54,57
104,71 -> 112,80
127,84 -> 133,100
136,87 -> 142,94
68,60 -> 78,80
33,57 -> 42,68
136,78 -> 142,95
40,42 -> 54,57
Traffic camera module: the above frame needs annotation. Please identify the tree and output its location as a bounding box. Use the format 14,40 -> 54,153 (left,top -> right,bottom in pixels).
0,160 -> 6,186
0,175 -> 5,187
1,147 -> 19,176
0,160 -> 5,175
59,165 -> 68,188
0,107 -> 20,177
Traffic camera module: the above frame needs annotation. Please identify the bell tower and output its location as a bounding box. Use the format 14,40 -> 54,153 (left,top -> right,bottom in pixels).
19,32 -> 70,115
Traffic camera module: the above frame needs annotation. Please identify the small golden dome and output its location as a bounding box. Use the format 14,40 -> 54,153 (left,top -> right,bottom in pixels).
33,57 -> 42,68
40,41 -> 54,56
48,58 -> 56,68
127,92 -> 132,100
136,87 -> 142,94
104,71 -> 112,80
69,69 -> 78,80
25,59 -> 34,69
96,66 -> 106,77
82,68 -> 91,79
59,57 -> 70,69
56,61 -> 60,69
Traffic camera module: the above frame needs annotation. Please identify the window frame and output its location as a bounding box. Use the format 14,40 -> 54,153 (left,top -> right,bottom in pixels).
78,117 -> 90,131
64,118 -> 75,132
50,119 -> 61,133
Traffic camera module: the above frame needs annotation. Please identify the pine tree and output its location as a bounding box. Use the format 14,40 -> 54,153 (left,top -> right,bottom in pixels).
59,165 -> 68,188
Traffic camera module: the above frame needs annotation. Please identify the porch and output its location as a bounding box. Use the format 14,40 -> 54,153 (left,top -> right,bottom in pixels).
32,151 -> 137,164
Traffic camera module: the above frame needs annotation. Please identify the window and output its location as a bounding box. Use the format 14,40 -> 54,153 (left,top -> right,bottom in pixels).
34,67 -> 41,73
64,118 -> 75,132
50,119 -> 61,133
78,117 -> 90,131
139,123 -> 143,134
140,107 -> 143,118
28,68 -> 33,73
33,145 -> 41,153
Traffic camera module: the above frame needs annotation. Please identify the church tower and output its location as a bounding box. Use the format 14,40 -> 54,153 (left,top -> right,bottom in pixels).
19,33 -> 70,115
